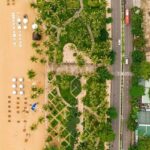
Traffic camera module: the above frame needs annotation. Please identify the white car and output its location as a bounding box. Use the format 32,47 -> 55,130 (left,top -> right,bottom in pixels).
118,39 -> 121,45
125,58 -> 129,65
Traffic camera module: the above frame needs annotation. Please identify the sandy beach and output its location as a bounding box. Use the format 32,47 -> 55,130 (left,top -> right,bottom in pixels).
0,0 -> 46,150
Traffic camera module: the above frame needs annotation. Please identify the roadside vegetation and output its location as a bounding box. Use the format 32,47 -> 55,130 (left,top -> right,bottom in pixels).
78,67 -> 115,149
129,136 -> 150,150
28,0 -> 117,149
128,6 -> 150,149
128,6 -> 145,131
30,0 -> 114,65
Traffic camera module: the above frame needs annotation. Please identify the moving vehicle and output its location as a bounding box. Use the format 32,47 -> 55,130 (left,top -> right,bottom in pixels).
118,39 -> 121,45
125,58 -> 129,65
125,9 -> 130,25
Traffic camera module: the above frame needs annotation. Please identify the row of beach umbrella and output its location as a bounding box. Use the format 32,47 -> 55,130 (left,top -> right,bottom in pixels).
11,77 -> 24,95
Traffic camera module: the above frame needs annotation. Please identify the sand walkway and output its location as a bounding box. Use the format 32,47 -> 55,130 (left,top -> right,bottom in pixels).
48,63 -> 96,75
0,1 -> 46,150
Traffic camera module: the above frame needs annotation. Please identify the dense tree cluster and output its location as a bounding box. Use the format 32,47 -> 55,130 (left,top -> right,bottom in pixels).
30,0 -> 115,149
30,0 -> 113,64
128,7 -> 147,131
129,137 -> 150,150
81,67 -> 115,148
131,7 -> 146,50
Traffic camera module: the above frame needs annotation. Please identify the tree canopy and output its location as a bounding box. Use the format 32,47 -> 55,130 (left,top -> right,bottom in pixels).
131,7 -> 143,36
107,107 -> 118,119
138,137 -> 150,150
96,66 -> 113,82
130,85 -> 144,99
132,50 -> 145,64
139,61 -> 150,80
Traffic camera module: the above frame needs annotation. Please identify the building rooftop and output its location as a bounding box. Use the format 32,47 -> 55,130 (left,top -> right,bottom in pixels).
138,111 -> 150,125
140,79 -> 150,103
138,111 -> 150,136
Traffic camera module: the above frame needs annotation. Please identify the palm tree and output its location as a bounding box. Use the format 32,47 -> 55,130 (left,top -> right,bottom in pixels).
35,17 -> 42,25
45,136 -> 52,142
76,54 -> 85,67
40,58 -> 47,64
30,2 -> 37,8
44,144 -> 59,150
31,93 -> 38,99
35,48 -> 43,55
32,41 -> 40,48
27,69 -> 36,79
37,87 -> 44,95
30,56 -> 38,63
43,104 -> 49,111
35,27 -> 42,34
30,123 -> 38,131
31,85 -> 38,92
38,116 -> 45,124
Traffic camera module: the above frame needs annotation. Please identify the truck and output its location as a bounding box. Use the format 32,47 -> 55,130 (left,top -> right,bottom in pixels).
125,9 -> 130,25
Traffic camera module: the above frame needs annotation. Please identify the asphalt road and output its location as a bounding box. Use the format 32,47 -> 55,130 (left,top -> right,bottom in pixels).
110,0 -> 122,149
122,0 -> 133,149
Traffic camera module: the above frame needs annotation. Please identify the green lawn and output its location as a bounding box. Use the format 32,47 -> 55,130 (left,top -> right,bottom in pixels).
66,0 -> 80,9
71,77 -> 81,96
56,75 -> 78,106
83,0 -> 100,7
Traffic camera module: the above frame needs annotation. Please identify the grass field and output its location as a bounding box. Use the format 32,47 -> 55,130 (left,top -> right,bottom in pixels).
66,0 -> 80,9
71,77 -> 81,96
56,75 -> 77,106
83,0 -> 100,7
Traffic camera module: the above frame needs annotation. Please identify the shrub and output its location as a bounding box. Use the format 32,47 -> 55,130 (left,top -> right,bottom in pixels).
27,69 -> 36,79
48,72 -> 53,81
109,50 -> 116,65
131,7 -> 143,36
96,66 -> 113,82
107,8 -> 112,13
76,54 -> 85,67
106,17 -> 113,24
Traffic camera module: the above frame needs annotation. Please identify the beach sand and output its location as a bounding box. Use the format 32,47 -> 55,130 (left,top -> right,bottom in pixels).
0,0 -> 47,150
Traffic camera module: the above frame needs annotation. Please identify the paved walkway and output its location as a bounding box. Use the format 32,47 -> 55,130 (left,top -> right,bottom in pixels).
48,63 -> 97,75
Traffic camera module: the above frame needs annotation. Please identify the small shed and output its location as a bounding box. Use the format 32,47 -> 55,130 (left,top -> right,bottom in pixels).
32,32 -> 42,41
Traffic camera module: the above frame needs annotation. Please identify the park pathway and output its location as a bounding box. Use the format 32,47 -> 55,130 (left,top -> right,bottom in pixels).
48,63 -> 97,75
74,76 -> 86,149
